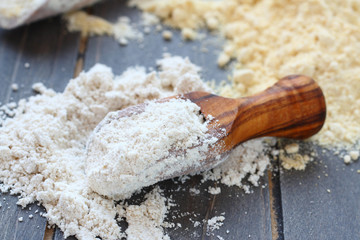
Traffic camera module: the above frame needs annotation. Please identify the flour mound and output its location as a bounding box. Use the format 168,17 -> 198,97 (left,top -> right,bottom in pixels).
0,56 -> 210,239
0,55 -> 269,239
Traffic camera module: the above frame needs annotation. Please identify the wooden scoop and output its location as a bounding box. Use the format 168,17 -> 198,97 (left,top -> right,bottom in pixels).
86,75 -> 326,197
185,74 -> 325,149
167,74 -> 326,174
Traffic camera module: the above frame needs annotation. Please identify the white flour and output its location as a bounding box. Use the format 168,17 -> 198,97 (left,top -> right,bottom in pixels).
0,56 -> 269,239
86,98 -> 219,199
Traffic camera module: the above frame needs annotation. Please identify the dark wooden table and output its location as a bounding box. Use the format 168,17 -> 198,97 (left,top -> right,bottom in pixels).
1,1 -> 359,239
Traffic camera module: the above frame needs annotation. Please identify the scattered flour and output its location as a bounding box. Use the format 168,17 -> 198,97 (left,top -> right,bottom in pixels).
11,83 -> 18,91
0,56 -> 218,239
189,187 -> 200,195
207,216 -> 225,233
125,187 -> 171,240
208,186 -> 221,195
65,11 -> 143,45
350,151 -> 359,161
162,30 -> 173,40
284,143 -> 300,154
0,55 -> 270,239
203,140 -> 269,193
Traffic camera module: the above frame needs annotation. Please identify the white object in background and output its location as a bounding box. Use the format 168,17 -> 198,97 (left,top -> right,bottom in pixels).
0,0 -> 102,29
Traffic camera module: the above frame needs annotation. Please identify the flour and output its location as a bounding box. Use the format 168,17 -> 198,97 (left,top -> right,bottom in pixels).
207,216 -> 225,233
11,83 -> 18,91
65,11 -> 143,45
86,98 -> 219,199
125,187 -> 171,240
208,186 -> 221,195
131,0 -> 360,149
0,56 -> 221,239
203,140 -> 269,193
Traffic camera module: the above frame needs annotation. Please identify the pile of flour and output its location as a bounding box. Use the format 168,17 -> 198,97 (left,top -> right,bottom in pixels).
86,98 -> 220,199
0,56 -> 269,239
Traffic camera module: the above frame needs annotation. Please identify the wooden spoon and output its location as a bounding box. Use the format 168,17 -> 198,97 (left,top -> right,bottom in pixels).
87,75 -> 326,187
175,74 -> 326,173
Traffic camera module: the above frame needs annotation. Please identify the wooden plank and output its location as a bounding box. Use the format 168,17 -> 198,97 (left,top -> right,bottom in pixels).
81,1 -> 273,239
0,15 -> 81,240
0,193 -> 47,240
0,26 -> 27,104
84,0 -> 227,83
279,141 -> 360,239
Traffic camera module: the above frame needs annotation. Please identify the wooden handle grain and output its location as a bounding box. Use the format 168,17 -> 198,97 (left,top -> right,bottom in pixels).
224,75 -> 326,150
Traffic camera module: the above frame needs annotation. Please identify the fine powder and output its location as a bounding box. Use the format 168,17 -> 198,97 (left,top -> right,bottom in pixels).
130,0 -> 360,148
0,56 -> 269,239
86,98 -> 219,199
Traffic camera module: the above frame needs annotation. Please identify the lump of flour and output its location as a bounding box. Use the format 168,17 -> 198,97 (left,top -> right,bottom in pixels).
0,56 -> 213,239
86,98 -> 219,199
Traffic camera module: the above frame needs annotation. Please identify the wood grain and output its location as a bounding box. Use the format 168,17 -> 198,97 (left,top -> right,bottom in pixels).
0,25 -> 49,240
184,75 -> 326,154
279,141 -> 360,240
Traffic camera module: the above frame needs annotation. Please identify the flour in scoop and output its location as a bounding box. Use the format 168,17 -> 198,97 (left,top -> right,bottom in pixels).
86,98 -> 220,199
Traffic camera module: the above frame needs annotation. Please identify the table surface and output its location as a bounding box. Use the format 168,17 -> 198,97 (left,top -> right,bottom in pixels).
0,1 -> 359,240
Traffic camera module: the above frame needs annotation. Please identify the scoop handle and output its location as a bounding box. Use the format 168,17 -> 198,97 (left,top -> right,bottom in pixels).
224,75 -> 326,150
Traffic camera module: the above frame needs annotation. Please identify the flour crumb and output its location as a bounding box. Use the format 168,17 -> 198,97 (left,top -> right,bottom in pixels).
18,217 -> 23,222
162,30 -> 173,40
29,214 -> 33,219
208,186 -> 221,195
31,82 -> 47,93
280,145 -> 311,171
207,216 -> 225,232
24,62 -> 30,68
285,143 -> 299,154
181,28 -> 197,40
141,12 -> 160,26
193,221 -> 201,228
189,188 -> 200,195
11,83 -> 18,91
349,151 -> 359,161
343,155 -> 351,164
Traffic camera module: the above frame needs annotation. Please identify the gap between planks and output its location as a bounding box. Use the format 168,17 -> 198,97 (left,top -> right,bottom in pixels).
268,161 -> 285,239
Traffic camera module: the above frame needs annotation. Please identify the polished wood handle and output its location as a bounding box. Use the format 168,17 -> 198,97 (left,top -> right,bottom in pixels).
184,75 -> 326,154
224,75 -> 326,150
